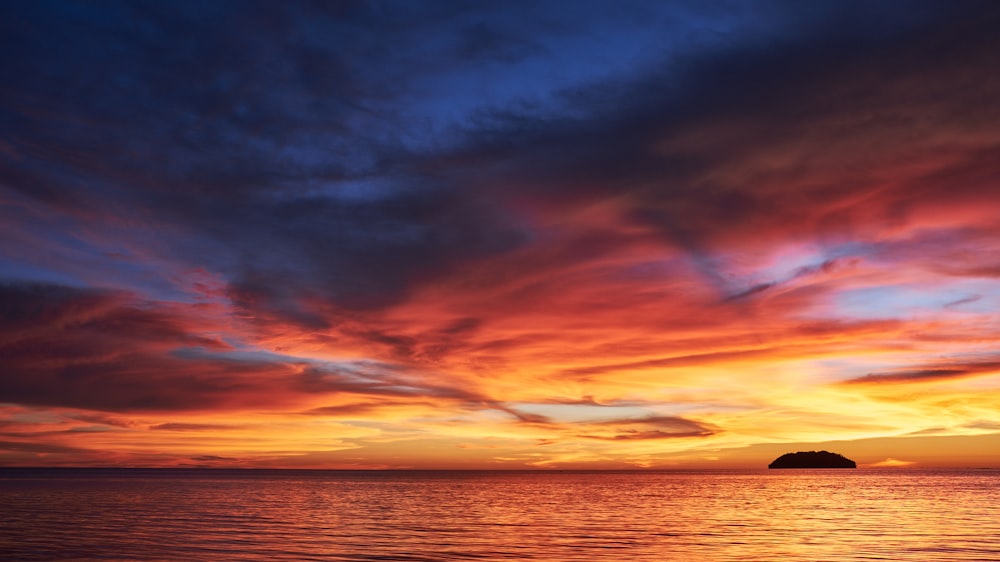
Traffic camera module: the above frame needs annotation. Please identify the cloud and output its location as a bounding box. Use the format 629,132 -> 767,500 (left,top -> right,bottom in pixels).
433,3 -> 1000,297
149,423 -> 241,432
2,2 -> 1000,467
868,458 -> 916,468
302,403 -> 394,417
944,295 -> 982,308
3,1 -> 990,323
0,283 -> 286,411
0,282 -> 460,413
0,440 -> 92,455
842,359 -> 1000,385
189,455 -> 237,462
3,1 -> 999,348
0,0 -> 541,319
579,415 -> 716,440
964,420 -> 1000,432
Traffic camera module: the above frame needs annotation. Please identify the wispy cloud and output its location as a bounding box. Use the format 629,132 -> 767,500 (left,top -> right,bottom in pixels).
842,360 -> 1000,385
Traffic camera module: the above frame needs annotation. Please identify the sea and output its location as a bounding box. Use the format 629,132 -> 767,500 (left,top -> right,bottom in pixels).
0,468 -> 997,561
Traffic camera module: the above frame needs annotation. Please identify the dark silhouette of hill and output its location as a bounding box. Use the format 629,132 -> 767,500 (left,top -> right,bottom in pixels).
768,450 -> 856,469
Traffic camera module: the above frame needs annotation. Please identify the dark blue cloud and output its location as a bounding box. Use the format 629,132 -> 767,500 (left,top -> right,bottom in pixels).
0,281 -> 488,412
2,0 -> 998,323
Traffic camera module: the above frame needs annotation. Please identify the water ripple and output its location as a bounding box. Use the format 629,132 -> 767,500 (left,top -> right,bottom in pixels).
1,469 -> 997,561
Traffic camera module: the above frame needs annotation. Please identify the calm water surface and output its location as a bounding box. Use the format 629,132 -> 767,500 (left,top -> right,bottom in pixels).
0,468 -> 997,561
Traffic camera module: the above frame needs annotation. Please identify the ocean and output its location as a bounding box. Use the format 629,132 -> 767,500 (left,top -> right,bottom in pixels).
0,468 -> 997,561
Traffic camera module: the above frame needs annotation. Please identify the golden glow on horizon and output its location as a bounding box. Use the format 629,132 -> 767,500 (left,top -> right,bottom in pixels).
4,221 -> 1000,469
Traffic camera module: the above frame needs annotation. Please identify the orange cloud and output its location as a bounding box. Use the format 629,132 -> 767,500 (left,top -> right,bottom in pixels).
868,458 -> 917,468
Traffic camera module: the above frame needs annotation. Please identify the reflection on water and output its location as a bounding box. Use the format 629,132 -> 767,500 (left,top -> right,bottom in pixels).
1,469 -> 997,561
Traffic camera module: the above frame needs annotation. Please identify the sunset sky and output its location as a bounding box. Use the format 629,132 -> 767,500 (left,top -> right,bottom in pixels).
2,0 -> 1000,469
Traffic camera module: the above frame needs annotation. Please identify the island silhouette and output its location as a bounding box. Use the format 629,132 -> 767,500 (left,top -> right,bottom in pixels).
768,450 -> 856,469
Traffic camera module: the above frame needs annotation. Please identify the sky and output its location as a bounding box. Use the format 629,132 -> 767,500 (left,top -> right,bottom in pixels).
2,0 -> 1000,470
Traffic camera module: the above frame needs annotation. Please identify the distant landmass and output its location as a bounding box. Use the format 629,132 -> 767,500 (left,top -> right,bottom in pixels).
768,450 -> 856,469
